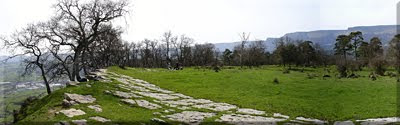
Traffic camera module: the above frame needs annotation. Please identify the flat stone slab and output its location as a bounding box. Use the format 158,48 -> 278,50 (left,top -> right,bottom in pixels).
273,113 -> 289,119
334,121 -> 354,125
135,99 -> 162,109
87,105 -> 102,112
193,102 -> 237,111
64,93 -> 96,104
121,99 -> 136,105
133,91 -> 179,100
216,114 -> 286,125
237,108 -> 265,115
89,116 -> 111,122
165,111 -> 215,124
58,108 -> 86,117
356,117 -> 399,125
113,90 -> 142,98
295,117 -> 327,125
71,119 -> 87,125
120,99 -> 161,109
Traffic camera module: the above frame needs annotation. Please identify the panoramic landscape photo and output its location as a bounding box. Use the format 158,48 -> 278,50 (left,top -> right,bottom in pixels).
0,0 -> 400,124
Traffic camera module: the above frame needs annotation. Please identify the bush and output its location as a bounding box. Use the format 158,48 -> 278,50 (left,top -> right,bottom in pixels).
213,66 -> 221,72
282,69 -> 290,74
369,57 -> 387,76
336,64 -> 347,78
369,72 -> 377,81
273,78 -> 279,84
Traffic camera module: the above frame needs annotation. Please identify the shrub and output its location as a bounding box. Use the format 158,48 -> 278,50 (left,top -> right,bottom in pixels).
282,69 -> 290,74
213,66 -> 221,72
369,57 -> 387,76
336,64 -> 347,78
273,78 -> 279,84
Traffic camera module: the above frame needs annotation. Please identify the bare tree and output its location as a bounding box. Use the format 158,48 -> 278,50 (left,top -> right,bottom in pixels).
239,32 -> 250,68
46,0 -> 129,81
2,24 -> 52,94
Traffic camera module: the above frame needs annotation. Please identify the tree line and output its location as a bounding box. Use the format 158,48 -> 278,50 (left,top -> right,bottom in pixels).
2,0 -> 400,95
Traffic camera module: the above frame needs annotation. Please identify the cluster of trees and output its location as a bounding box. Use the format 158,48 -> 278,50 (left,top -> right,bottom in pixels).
2,0 -> 130,94
334,31 -> 389,77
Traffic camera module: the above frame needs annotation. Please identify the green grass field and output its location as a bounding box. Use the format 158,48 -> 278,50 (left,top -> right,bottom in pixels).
15,65 -> 398,124
109,66 -> 397,121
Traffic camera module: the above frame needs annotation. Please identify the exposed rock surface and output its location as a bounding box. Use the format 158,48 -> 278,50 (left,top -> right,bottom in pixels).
57,108 -> 86,117
112,90 -> 142,98
89,116 -> 111,122
334,121 -> 354,125
87,105 -> 102,112
135,99 -> 162,109
295,117 -> 327,125
71,119 -> 87,125
216,114 -> 286,125
165,111 -> 215,124
192,102 -> 237,111
64,93 -> 96,104
237,108 -> 265,115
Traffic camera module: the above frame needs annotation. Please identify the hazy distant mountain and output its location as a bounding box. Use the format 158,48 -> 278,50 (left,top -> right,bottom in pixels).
214,25 -> 396,52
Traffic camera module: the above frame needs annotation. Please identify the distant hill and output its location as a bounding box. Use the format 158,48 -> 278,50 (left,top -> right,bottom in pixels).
214,25 -> 397,52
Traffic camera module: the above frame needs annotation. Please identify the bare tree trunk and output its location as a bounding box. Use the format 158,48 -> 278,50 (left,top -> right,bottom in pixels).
39,65 -> 51,94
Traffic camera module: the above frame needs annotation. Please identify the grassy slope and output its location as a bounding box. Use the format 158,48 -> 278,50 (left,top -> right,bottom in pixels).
109,66 -> 397,121
16,80 -> 160,125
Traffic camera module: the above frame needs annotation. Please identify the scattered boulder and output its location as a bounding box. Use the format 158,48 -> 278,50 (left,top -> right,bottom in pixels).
64,93 -> 96,104
71,119 -> 87,125
62,99 -> 77,108
57,108 -> 86,117
89,116 -> 111,122
87,105 -> 102,112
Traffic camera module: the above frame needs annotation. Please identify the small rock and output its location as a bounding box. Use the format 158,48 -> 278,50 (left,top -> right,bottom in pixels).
57,108 -> 86,117
66,81 -> 79,86
64,93 -> 96,104
71,119 -> 87,125
85,84 -> 91,88
104,90 -> 112,94
151,118 -> 166,123
89,116 -> 111,122
121,99 -> 136,105
87,105 -> 102,112
153,112 -> 161,115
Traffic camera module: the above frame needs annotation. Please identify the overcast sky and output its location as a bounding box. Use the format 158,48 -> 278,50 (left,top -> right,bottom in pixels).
0,0 -> 398,55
